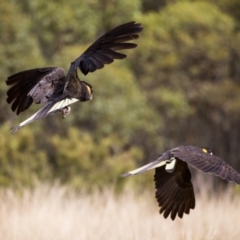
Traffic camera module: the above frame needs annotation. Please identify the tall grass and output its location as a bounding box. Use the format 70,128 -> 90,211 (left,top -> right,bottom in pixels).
0,182 -> 239,240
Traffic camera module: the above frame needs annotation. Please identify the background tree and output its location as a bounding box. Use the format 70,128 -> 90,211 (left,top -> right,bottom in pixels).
1,0 -> 240,190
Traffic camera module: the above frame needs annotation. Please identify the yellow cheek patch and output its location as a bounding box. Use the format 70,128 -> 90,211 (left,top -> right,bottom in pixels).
202,148 -> 208,153
86,86 -> 92,94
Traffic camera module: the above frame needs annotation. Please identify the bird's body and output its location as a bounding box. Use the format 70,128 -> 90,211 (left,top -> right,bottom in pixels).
6,22 -> 143,132
122,145 -> 240,220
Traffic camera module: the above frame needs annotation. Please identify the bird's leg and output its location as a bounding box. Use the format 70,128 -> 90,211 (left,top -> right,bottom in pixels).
60,106 -> 71,118
165,157 -> 176,173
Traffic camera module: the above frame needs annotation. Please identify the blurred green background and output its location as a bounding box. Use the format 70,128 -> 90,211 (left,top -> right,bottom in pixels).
1,0 -> 240,191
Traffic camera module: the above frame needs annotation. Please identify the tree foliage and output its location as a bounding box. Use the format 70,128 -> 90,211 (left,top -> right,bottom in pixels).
1,0 -> 240,190
131,2 -> 240,166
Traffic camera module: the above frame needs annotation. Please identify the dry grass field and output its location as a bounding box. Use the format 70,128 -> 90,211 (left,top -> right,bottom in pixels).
0,183 -> 239,240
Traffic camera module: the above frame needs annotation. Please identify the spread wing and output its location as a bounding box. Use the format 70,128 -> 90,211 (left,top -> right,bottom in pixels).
121,151 -> 195,220
64,21 -> 143,90
154,161 -> 195,220
121,151 -> 176,177
171,146 -> 240,184
6,67 -> 66,115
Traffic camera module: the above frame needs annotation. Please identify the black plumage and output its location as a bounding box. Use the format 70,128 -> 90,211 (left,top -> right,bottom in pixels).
121,145 -> 240,220
6,21 -> 143,132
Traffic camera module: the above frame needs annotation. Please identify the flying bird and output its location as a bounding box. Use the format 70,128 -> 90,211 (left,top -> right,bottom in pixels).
6,21 -> 143,132
121,145 -> 240,220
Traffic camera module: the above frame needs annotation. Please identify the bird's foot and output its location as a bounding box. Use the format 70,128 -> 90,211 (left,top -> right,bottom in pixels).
61,106 -> 71,118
